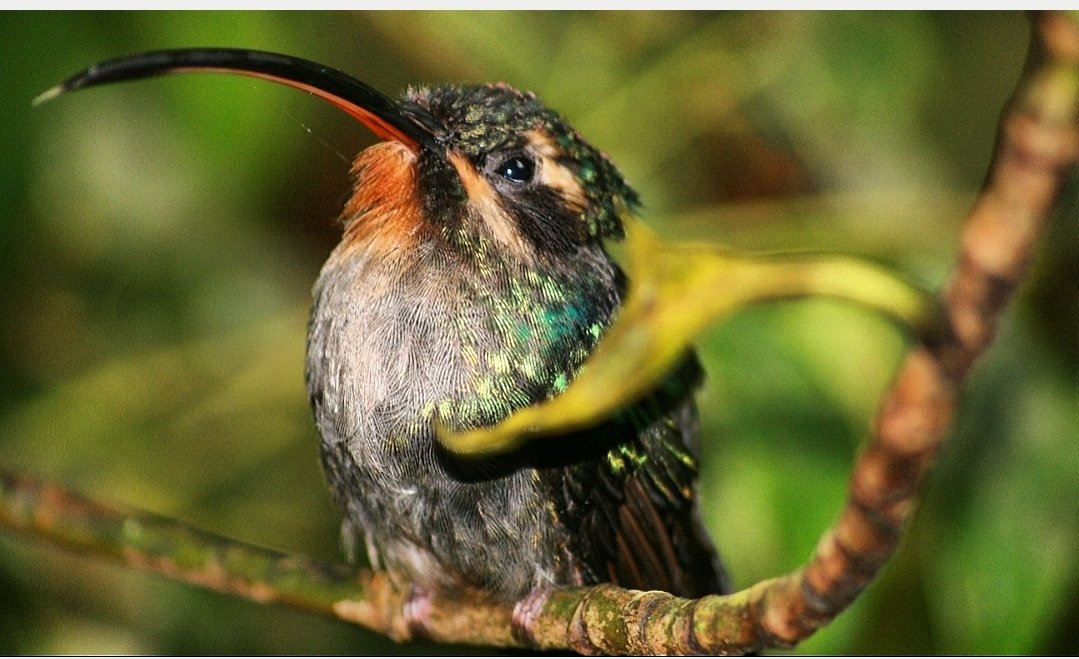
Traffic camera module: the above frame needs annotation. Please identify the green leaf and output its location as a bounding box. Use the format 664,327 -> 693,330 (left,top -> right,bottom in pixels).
437,217 -> 939,456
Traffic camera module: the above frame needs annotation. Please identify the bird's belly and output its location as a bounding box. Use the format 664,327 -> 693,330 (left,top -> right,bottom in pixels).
304,240 -> 628,598
306,272 -> 575,597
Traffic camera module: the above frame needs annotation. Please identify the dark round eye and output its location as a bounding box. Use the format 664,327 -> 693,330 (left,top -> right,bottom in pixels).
495,155 -> 535,184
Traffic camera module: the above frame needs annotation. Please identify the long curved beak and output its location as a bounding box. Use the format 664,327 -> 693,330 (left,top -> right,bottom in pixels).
34,48 -> 441,153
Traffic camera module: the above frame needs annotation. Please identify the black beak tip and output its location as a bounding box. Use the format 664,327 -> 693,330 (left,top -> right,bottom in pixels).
32,84 -> 65,107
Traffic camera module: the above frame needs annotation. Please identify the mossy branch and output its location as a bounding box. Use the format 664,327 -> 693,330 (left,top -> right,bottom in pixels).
2,10 -> 1078,656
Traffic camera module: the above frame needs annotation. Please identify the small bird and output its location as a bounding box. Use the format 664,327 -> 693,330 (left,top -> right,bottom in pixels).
41,49 -> 730,602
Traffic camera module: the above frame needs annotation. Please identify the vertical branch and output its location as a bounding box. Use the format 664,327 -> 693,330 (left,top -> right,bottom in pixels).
732,10 -> 1079,652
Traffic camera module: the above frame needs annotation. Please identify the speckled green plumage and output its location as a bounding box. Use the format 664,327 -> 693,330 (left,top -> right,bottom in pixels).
407,83 -> 638,241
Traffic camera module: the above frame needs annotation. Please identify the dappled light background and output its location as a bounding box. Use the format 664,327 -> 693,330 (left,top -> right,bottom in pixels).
2,11 -> 1077,654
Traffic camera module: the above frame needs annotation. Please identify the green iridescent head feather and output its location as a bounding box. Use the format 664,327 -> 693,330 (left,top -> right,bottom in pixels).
405,83 -> 640,241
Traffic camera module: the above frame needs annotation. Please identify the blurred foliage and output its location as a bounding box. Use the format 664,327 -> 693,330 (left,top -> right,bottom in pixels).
440,216 -> 938,457
1,10 -> 1076,655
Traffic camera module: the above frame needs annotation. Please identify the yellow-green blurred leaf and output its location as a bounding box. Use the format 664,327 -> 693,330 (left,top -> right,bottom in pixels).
438,217 -> 937,456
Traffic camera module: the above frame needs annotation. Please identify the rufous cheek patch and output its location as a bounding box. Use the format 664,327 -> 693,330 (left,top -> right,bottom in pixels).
339,141 -> 424,257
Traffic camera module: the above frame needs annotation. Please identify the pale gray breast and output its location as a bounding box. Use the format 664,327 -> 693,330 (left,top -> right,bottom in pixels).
305,242 -> 568,596
306,243 -> 472,470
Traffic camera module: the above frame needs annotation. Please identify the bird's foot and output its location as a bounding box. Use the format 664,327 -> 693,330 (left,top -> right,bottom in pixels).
511,587 -> 551,650
402,584 -> 435,640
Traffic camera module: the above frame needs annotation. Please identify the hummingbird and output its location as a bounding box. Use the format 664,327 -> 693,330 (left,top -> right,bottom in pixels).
41,48 -> 730,602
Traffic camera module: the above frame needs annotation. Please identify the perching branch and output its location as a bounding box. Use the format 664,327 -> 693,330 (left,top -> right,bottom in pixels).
2,11 -> 1078,656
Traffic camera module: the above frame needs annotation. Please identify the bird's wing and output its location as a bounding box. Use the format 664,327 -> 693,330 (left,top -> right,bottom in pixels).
548,352 -> 731,598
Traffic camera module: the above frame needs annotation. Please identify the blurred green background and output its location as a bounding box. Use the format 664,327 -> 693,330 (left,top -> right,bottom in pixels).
2,10 -> 1077,655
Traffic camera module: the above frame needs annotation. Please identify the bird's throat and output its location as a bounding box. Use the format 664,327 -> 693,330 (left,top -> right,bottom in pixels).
339,142 -> 426,256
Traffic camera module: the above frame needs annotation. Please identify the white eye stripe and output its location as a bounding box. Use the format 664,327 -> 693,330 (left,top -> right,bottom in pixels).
448,151 -> 537,263
523,129 -> 587,210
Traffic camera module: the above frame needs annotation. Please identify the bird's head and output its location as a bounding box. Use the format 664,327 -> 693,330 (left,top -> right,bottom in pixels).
40,49 -> 639,264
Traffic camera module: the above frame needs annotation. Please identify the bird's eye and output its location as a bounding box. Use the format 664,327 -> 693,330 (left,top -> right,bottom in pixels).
495,154 -> 535,184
